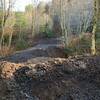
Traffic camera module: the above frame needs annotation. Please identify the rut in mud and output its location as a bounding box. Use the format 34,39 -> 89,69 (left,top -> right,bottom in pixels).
0,38 -> 100,100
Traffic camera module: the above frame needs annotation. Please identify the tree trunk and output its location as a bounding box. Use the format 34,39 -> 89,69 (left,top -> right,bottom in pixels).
91,0 -> 99,55
0,0 -> 5,49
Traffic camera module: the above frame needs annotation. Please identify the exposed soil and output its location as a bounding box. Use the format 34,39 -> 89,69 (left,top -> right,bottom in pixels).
0,38 -> 100,100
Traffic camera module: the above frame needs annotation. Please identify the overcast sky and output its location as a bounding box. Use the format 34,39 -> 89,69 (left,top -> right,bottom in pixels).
14,0 -> 52,11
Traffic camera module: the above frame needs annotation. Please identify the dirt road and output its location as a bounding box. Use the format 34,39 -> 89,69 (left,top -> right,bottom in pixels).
0,37 -> 64,63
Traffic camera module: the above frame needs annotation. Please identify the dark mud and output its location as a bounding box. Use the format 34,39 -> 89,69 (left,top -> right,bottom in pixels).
0,37 -> 64,63
0,38 -> 100,100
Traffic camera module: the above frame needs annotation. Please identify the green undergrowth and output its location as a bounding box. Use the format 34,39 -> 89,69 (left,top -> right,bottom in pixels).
15,39 -> 29,51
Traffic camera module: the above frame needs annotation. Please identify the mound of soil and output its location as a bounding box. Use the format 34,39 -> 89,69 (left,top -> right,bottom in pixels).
0,56 -> 100,100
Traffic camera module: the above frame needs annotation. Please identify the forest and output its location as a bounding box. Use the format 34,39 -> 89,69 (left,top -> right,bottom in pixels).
0,0 -> 100,100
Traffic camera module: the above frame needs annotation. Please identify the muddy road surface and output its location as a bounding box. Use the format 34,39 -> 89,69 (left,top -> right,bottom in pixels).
0,38 -> 100,100
0,37 -> 65,63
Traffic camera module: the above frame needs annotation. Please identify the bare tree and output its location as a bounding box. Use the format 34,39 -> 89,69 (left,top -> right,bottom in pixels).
52,0 -> 93,49
0,0 -> 16,49
31,0 -> 39,36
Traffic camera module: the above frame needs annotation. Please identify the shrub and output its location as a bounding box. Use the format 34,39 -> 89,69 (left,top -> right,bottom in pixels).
0,46 -> 14,57
15,39 -> 29,50
65,35 -> 91,56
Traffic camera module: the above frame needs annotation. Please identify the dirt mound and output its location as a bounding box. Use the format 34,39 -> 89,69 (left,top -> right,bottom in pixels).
0,56 -> 100,100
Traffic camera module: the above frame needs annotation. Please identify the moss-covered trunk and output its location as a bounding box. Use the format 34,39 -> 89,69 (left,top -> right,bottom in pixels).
91,0 -> 99,55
